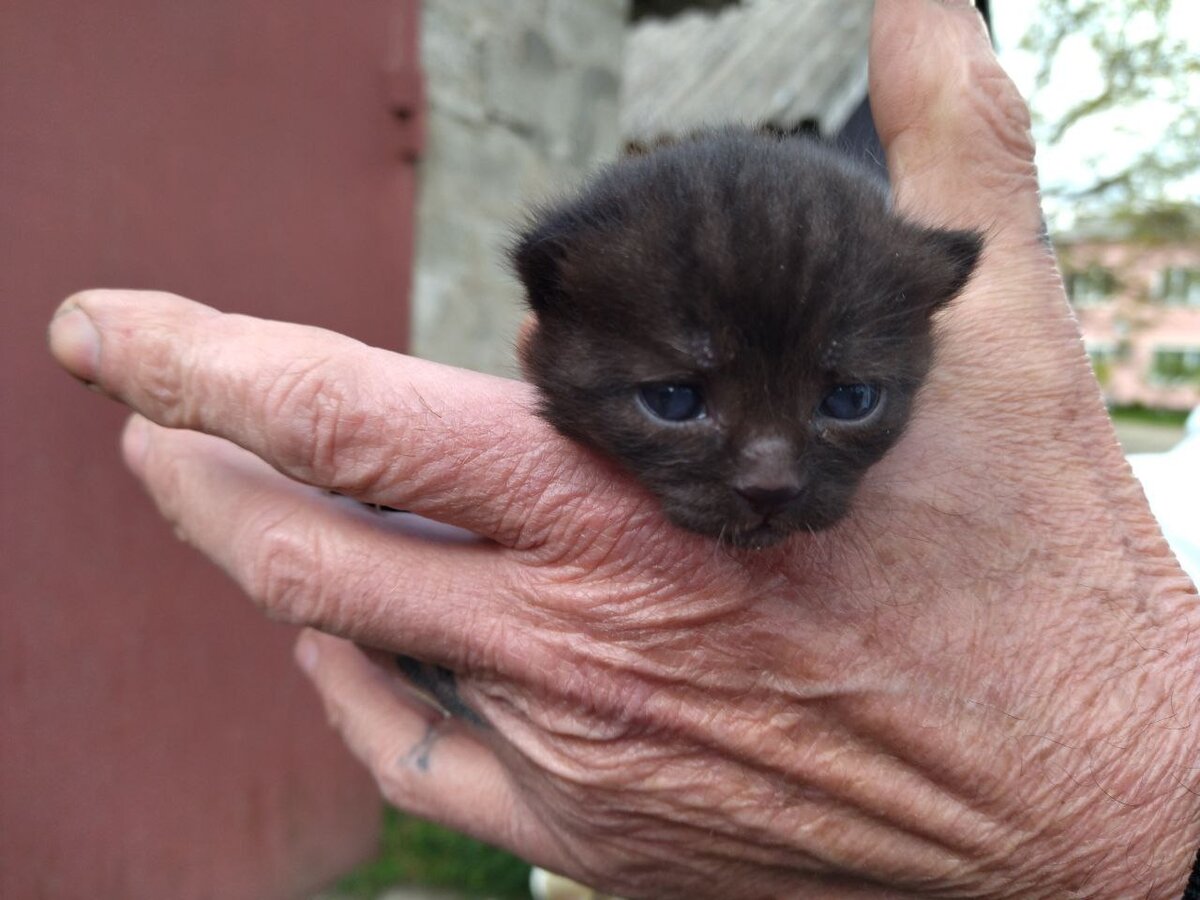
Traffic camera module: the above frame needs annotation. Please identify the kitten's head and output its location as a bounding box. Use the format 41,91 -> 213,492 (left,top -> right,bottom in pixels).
513,130 -> 981,548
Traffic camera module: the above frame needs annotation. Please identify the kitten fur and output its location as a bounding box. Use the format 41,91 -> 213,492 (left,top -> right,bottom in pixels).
512,129 -> 981,548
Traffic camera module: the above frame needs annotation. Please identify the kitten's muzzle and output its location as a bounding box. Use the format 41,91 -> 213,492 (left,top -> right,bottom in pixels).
733,436 -> 804,517
735,484 -> 803,517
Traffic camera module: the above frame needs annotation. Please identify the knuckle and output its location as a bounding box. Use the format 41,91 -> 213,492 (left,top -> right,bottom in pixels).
968,63 -> 1036,165
369,738 -> 442,815
134,327 -> 192,423
255,355 -> 391,493
372,766 -> 405,806
368,746 -> 398,792
142,441 -> 194,534
239,512 -> 340,626
129,295 -> 223,426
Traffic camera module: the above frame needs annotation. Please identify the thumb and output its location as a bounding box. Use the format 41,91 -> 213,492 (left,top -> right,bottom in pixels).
870,0 -> 1042,245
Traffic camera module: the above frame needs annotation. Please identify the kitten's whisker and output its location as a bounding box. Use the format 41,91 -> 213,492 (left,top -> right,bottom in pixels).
712,522 -> 729,561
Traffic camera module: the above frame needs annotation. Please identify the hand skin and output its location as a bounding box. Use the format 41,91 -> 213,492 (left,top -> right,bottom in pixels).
48,0 -> 1200,897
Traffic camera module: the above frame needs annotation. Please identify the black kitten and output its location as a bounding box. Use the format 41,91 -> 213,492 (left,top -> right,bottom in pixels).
512,129 -> 981,548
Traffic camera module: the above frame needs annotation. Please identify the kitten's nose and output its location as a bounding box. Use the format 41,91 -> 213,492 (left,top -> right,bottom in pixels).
736,437 -> 802,516
735,483 -> 803,516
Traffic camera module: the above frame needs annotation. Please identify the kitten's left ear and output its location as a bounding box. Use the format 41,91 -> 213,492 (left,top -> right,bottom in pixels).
916,226 -> 984,312
510,219 -> 572,316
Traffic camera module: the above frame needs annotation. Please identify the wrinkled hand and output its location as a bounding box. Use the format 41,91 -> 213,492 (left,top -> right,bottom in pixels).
48,0 -> 1200,896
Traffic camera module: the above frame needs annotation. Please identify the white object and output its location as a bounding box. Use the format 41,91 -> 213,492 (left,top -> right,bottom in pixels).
1127,406 -> 1200,587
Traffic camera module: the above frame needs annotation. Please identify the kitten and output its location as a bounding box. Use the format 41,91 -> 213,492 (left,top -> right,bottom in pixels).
512,129 -> 982,548
390,131 -> 981,724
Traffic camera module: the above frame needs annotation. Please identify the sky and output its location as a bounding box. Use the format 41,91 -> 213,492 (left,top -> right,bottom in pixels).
989,0 -> 1199,228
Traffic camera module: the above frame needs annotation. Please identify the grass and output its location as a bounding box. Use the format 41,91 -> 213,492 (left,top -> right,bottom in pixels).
1108,404 -> 1190,427
334,807 -> 532,899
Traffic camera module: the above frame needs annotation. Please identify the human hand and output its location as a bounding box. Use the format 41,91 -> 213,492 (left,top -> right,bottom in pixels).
48,0 -> 1200,896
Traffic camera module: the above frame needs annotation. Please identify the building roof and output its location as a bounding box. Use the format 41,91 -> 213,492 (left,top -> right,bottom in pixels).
621,0 -> 872,144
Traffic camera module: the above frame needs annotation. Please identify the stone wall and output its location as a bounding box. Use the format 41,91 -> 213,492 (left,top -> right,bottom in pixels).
412,0 -> 629,376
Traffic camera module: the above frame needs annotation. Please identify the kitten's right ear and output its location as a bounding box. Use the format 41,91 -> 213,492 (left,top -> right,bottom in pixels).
510,224 -> 570,315
920,227 -> 985,310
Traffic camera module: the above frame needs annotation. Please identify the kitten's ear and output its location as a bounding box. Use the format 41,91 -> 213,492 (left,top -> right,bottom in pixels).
915,226 -> 984,313
510,223 -> 571,315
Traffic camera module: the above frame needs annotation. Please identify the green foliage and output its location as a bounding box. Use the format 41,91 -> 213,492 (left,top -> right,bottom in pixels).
1096,201 -> 1200,243
336,808 -> 531,899
1109,404 -> 1190,427
1021,0 -> 1199,223
1151,349 -> 1200,384
1063,264 -> 1120,302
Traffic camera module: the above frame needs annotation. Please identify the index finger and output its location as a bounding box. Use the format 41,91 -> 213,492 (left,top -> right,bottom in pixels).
48,289 -> 637,548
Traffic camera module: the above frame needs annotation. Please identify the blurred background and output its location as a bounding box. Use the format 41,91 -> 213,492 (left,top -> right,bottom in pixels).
2,1 -> 1197,899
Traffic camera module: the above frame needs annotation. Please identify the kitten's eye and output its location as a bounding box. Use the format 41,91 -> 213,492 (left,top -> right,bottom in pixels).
638,383 -> 707,422
819,384 -> 881,421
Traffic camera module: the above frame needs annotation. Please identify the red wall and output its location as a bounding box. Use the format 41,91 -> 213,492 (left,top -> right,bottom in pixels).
0,2 -> 421,896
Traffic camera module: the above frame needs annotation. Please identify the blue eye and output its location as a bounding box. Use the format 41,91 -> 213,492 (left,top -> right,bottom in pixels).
819,384 -> 881,420
638,384 -> 706,422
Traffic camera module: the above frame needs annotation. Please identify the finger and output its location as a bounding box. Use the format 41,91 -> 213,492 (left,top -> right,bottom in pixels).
121,413 -> 542,668
866,0 -> 1114,463
295,630 -> 561,867
49,290 -> 631,549
871,0 -> 1042,243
